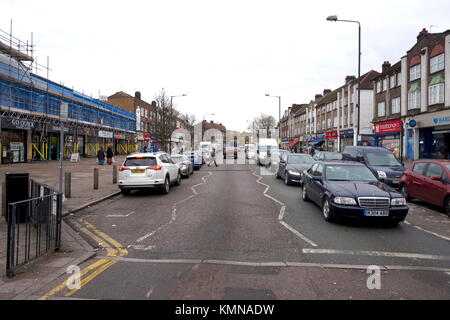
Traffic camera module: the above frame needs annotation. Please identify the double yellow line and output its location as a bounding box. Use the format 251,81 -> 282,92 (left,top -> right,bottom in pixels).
38,218 -> 128,300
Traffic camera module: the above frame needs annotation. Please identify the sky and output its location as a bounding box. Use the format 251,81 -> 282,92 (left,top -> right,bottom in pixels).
2,0 -> 450,132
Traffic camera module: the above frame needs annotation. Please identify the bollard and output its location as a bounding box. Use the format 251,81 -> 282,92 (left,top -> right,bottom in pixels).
113,165 -> 117,184
94,168 -> 99,190
65,172 -> 72,198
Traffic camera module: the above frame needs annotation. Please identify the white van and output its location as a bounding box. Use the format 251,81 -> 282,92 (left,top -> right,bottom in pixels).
256,138 -> 278,166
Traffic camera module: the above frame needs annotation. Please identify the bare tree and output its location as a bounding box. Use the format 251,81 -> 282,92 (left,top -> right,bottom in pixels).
248,113 -> 276,138
152,88 -> 179,152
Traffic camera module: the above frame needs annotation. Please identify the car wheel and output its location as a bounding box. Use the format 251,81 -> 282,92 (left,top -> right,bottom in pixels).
445,196 -> 450,218
400,184 -> 411,202
284,172 -> 290,185
276,170 -> 280,179
161,176 -> 170,194
302,184 -> 309,201
121,189 -> 131,196
175,172 -> 181,186
322,197 -> 335,222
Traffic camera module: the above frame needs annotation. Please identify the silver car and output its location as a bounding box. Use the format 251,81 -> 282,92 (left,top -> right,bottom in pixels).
171,154 -> 194,178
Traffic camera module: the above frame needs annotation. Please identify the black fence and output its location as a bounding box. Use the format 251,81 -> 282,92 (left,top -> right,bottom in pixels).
6,180 -> 62,278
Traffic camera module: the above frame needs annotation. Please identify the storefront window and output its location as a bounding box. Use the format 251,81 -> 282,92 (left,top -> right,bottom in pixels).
0,130 -> 26,164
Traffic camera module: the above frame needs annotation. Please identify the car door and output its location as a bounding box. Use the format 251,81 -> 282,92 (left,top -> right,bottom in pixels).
161,154 -> 176,182
309,163 -> 324,204
422,163 -> 446,206
408,162 -> 428,199
304,163 -> 317,195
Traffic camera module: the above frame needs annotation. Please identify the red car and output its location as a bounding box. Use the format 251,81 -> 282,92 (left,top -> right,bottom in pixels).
400,160 -> 450,216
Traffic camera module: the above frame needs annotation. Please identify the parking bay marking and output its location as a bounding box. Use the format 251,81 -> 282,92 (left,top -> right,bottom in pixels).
107,211 -> 135,218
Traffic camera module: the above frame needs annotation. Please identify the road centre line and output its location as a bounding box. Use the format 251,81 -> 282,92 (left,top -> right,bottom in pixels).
104,256 -> 450,273
252,169 -> 318,247
302,248 -> 450,261
136,172 -> 212,243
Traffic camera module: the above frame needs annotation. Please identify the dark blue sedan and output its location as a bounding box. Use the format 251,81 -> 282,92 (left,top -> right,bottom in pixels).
301,161 -> 408,225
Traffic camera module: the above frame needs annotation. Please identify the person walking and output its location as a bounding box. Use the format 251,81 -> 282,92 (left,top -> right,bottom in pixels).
106,146 -> 114,165
208,148 -> 218,167
97,147 -> 106,165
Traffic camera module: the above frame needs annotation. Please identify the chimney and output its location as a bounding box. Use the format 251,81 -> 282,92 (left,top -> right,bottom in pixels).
135,91 -> 141,100
345,75 -> 356,84
382,61 -> 391,73
210,120 -> 214,124
315,94 -> 323,101
323,89 -> 332,96
417,28 -> 428,41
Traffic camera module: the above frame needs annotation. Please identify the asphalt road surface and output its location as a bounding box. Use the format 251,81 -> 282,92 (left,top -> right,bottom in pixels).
36,156 -> 450,300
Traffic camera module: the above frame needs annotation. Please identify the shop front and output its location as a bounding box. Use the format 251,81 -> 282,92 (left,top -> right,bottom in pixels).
0,117 -> 34,164
338,129 -> 354,151
373,120 -> 402,159
416,111 -> 450,159
325,130 -> 338,152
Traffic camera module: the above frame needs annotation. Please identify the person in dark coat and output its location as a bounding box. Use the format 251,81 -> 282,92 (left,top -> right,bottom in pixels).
97,147 -> 106,165
106,146 -> 114,165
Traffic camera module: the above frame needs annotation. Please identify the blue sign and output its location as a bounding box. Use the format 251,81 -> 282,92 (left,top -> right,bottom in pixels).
408,120 -> 417,127
433,116 -> 450,125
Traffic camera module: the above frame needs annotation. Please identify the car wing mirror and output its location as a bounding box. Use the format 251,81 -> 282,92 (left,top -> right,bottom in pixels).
356,156 -> 364,163
312,176 -> 323,183
431,175 -> 442,181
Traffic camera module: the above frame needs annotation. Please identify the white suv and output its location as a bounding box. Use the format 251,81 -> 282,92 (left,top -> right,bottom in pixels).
118,152 -> 181,195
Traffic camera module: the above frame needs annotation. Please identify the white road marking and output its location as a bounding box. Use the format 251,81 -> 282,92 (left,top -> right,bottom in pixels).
302,248 -> 450,261
252,170 -> 318,247
107,211 -> 135,218
105,256 -> 450,273
136,172 -> 212,243
146,287 -> 154,298
128,244 -> 155,250
409,224 -> 450,242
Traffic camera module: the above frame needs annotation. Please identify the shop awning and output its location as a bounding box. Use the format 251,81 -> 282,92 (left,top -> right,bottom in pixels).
287,139 -> 299,147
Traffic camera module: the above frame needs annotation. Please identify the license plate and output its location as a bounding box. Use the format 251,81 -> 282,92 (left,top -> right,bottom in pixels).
132,169 -> 145,174
392,179 -> 400,184
364,210 -> 389,217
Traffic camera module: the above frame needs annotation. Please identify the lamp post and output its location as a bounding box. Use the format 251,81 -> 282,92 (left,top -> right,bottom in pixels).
169,94 -> 187,153
265,94 -> 281,145
327,15 -> 361,146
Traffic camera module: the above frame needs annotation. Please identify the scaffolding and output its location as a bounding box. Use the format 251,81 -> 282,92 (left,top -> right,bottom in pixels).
0,21 -> 137,162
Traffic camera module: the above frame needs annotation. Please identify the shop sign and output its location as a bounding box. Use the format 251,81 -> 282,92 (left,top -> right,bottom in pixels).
51,125 -> 70,133
374,120 -> 402,134
282,137 -> 288,142
339,129 -> 354,139
98,130 -> 113,138
137,132 -> 144,141
325,131 -> 338,139
144,133 -> 151,141
303,135 -> 312,142
82,128 -> 93,136
433,116 -> 450,125
115,132 -> 127,140
3,118 -> 36,130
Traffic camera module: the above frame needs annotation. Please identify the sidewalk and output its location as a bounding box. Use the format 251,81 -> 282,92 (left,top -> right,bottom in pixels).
0,156 -> 126,299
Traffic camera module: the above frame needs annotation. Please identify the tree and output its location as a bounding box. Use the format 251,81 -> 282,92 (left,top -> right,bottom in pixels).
248,113 -> 276,138
152,88 -> 179,152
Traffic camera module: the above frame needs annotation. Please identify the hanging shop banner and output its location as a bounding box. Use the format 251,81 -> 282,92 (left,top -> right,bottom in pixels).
374,120 -> 402,134
325,131 -> 338,139
98,130 -> 113,138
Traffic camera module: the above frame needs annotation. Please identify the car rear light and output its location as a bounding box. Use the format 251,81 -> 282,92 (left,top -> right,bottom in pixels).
234,150 -> 237,153
146,165 -> 162,170
118,167 -> 130,171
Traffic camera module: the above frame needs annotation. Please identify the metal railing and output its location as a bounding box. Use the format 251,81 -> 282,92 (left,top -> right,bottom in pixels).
6,180 -> 62,278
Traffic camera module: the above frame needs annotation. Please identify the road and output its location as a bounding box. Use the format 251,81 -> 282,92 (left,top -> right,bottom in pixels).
36,153 -> 450,300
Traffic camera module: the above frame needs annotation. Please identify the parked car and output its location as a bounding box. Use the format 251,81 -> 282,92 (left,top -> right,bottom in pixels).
276,153 -> 315,185
342,146 -> 405,187
270,149 -> 288,171
183,151 -> 202,170
118,152 -> 181,195
224,146 -> 238,159
171,154 -> 194,178
301,161 -> 408,225
256,138 -> 278,166
400,159 -> 450,216
313,151 -> 343,161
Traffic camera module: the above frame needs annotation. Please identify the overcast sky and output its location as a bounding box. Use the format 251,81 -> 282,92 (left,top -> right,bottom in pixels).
2,0 -> 450,132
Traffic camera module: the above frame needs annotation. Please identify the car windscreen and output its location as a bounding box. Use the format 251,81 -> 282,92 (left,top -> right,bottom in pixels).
259,146 -> 275,152
325,165 -> 378,182
365,152 -> 401,166
171,156 -> 184,163
288,155 -> 314,164
323,152 -> 342,160
124,157 -> 157,167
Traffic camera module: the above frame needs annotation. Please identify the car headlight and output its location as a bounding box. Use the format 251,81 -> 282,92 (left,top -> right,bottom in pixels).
391,197 -> 406,206
377,170 -> 387,178
333,197 -> 357,205
288,170 -> 301,176
181,165 -> 187,170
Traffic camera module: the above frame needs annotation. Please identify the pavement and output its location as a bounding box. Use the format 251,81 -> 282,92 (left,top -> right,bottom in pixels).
24,153 -> 450,300
0,156 -> 126,300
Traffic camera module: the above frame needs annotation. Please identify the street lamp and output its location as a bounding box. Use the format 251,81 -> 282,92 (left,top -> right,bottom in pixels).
265,94 -> 281,144
327,15 -> 361,146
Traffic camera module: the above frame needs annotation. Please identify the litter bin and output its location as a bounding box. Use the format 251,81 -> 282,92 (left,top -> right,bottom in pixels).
4,172 -> 29,223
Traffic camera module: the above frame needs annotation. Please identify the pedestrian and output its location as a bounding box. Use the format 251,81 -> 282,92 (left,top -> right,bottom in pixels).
106,146 -> 114,165
97,147 -> 106,165
143,145 -> 148,153
208,148 -> 218,167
